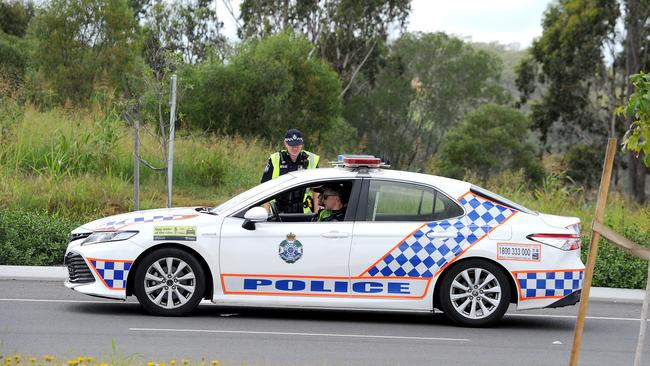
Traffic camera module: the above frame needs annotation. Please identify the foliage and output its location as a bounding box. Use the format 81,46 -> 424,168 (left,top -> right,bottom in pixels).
239,0 -> 411,97
0,34 -> 28,83
434,104 -> 543,182
620,71 -> 650,166
28,0 -> 142,104
0,103 -> 272,219
516,0 -> 619,149
182,32 -> 342,147
0,0 -> 34,37
562,143 -> 606,189
585,234 -> 649,290
137,0 -> 225,65
0,209 -> 79,266
346,32 -> 508,170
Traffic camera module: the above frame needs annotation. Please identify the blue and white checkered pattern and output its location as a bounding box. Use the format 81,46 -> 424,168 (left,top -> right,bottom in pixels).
516,270 -> 583,299
97,214 -> 197,230
364,193 -> 516,278
90,260 -> 132,289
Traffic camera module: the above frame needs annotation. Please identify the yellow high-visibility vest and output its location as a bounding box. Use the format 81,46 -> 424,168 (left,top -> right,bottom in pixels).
269,150 -> 320,213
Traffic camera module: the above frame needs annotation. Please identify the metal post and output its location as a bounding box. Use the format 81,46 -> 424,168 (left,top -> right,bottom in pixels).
569,138 -> 617,366
134,115 -> 140,211
634,262 -> 650,366
166,74 -> 177,208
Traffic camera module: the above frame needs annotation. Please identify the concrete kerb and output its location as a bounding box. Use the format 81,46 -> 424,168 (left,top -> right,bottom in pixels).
0,265 -> 645,303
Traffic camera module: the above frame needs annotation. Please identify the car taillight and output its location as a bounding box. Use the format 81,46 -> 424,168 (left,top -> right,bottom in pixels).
527,233 -> 581,251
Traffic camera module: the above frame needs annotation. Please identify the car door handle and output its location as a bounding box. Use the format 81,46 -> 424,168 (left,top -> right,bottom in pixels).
321,231 -> 350,239
426,232 -> 456,239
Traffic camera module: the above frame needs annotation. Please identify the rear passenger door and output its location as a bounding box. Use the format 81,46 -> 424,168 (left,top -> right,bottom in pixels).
348,179 -> 464,309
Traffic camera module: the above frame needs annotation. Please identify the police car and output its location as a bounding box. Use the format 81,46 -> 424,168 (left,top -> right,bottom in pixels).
64,156 -> 584,326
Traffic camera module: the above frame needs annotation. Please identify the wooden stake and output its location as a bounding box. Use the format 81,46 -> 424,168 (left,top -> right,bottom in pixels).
569,138 -> 617,366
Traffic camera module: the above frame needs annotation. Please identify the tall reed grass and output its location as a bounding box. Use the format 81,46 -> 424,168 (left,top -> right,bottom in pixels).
0,101 -> 272,220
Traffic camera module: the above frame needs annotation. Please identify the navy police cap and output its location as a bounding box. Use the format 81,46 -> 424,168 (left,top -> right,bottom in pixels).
284,129 -> 304,146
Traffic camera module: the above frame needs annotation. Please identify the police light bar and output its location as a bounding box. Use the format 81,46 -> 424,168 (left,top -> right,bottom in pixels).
335,154 -> 388,168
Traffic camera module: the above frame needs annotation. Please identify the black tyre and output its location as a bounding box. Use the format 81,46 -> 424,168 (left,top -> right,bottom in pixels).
438,259 -> 511,327
134,248 -> 205,316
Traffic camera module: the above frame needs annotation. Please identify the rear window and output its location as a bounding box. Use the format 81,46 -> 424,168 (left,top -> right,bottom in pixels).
470,185 -> 536,215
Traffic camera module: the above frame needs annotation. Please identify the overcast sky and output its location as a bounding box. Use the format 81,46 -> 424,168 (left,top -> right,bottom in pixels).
218,0 -> 554,49
409,0 -> 553,48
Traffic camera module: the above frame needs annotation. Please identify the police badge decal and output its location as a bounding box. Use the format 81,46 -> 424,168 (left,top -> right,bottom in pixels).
279,232 -> 303,264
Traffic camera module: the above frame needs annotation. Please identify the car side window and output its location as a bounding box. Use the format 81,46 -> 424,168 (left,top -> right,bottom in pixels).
366,181 -> 463,222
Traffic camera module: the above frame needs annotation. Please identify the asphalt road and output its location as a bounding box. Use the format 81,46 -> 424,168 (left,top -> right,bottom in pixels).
0,280 -> 648,366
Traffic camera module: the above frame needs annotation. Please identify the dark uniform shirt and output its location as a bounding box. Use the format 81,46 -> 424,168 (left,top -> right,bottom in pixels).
261,151 -> 310,213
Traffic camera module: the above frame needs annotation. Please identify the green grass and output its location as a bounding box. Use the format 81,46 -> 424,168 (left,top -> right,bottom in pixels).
0,102 -> 272,220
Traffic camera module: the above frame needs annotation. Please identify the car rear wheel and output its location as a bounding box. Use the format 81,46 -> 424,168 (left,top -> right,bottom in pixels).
439,259 -> 510,327
134,248 -> 205,316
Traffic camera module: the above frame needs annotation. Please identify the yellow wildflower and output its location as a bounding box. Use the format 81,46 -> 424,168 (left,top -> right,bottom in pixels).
211,361 -> 219,366
43,356 -> 55,362
182,360 -> 190,366
67,360 -> 79,365
170,361 -> 176,366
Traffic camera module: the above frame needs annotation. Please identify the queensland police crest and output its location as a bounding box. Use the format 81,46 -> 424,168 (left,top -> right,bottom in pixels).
279,232 -> 303,264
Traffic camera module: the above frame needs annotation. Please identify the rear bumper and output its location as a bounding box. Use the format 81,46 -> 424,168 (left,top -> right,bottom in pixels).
547,289 -> 581,308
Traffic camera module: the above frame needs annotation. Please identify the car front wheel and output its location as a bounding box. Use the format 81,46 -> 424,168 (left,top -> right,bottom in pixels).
134,248 -> 205,316
439,259 -> 511,327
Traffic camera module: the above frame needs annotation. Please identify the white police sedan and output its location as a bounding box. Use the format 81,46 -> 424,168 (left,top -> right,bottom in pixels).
64,156 -> 584,326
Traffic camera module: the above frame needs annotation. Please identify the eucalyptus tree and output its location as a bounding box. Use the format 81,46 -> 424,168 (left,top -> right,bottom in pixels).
29,0 -> 141,104
345,32 -> 507,171
238,0 -> 411,98
516,0 -> 650,203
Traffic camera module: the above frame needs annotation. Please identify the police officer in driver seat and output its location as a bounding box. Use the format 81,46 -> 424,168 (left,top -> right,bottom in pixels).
261,129 -> 320,213
312,184 -> 347,222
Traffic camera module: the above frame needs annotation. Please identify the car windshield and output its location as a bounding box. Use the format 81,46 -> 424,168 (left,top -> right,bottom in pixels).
211,174 -> 295,215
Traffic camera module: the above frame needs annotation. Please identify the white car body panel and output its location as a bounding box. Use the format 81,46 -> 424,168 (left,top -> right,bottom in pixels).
64,167 -> 585,317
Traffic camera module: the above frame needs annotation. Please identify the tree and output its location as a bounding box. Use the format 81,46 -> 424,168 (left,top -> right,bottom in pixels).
622,0 -> 650,203
181,32 -> 343,147
239,0 -> 411,97
29,0 -> 141,103
0,0 -> 34,38
515,0 -> 619,150
345,32 -> 507,170
517,0 -> 650,203
620,71 -> 650,167
434,104 -> 543,182
135,0 -> 226,65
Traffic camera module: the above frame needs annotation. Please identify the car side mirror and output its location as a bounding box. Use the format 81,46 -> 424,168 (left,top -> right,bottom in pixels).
242,206 -> 269,230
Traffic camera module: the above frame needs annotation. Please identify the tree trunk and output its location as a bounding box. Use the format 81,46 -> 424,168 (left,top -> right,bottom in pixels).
629,151 -> 647,204
625,0 -> 647,203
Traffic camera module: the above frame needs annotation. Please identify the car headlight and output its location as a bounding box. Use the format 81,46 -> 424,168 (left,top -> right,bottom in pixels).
82,231 -> 139,246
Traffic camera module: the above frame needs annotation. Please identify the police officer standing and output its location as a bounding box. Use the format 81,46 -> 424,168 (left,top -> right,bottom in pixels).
261,129 -> 320,213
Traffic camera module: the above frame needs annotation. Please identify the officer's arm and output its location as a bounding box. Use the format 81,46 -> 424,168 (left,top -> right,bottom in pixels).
260,158 -> 274,183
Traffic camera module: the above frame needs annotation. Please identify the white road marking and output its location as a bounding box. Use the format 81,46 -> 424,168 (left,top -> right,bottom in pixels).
129,327 -> 470,342
505,313 -> 648,322
0,298 -> 113,304
0,298 -> 646,323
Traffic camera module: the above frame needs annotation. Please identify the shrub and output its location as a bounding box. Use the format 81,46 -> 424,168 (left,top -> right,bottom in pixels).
0,209 -> 80,266
582,223 -> 650,289
435,104 -> 543,183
